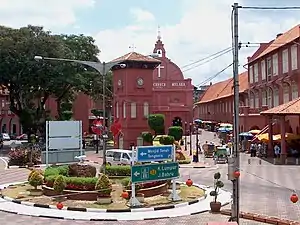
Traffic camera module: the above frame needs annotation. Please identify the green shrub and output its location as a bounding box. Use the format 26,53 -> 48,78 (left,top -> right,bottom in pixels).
53,175 -> 66,194
103,165 -> 131,176
159,135 -> 175,145
148,114 -> 165,135
95,174 -> 112,196
28,169 -> 44,181
44,165 -> 69,177
178,159 -> 191,164
29,171 -> 43,189
168,126 -> 183,141
141,132 -> 153,144
121,177 -> 131,188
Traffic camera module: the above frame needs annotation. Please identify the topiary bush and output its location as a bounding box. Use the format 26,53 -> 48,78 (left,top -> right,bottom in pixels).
141,132 -> 153,144
159,135 -> 175,145
95,174 -> 112,197
29,171 -> 43,189
168,126 -> 183,141
28,169 -> 44,181
44,165 -> 69,177
102,165 -> 131,176
53,175 -> 66,194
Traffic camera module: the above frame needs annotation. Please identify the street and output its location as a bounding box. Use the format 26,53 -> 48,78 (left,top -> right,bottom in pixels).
0,130 -> 299,224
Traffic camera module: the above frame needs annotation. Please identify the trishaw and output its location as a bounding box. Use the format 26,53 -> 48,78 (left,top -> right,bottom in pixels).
214,147 -> 228,163
203,143 -> 215,158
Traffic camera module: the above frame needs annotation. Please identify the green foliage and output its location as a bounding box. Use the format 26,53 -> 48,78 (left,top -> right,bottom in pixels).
159,135 -> 175,145
148,114 -> 165,135
91,109 -> 102,117
53,175 -> 66,194
44,165 -> 69,177
141,132 -> 153,144
28,171 -> 43,189
45,175 -> 98,190
102,165 -> 131,177
168,126 -> 183,141
95,174 -> 112,196
0,25 -> 101,134
28,169 -> 44,181
210,172 -> 224,202
121,177 -> 131,188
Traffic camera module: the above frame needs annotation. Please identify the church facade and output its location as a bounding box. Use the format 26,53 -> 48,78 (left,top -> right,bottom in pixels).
111,35 -> 194,149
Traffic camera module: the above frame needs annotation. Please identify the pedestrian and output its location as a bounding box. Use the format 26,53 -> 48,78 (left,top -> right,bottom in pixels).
192,149 -> 198,162
250,142 -> 256,157
274,143 -> 281,159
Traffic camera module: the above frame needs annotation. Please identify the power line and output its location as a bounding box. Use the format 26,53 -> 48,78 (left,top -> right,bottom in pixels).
182,49 -> 232,73
241,6 -> 300,10
195,63 -> 233,87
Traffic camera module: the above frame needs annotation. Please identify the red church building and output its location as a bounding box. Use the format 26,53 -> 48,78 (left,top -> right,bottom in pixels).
111,34 -> 194,149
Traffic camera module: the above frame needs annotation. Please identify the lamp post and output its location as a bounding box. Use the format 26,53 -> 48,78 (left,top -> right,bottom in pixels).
195,124 -> 199,162
189,122 -> 192,155
34,56 -> 124,173
184,122 -> 187,151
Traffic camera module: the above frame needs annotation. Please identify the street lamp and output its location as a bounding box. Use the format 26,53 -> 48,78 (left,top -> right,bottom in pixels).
184,122 -> 187,151
195,124 -> 199,162
34,55 -> 125,173
189,122 -> 192,156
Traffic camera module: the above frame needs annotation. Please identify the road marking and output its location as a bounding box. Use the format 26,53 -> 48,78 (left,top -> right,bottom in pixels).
0,157 -> 8,170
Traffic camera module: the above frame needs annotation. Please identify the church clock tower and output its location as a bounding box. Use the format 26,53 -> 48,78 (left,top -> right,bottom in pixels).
111,52 -> 161,149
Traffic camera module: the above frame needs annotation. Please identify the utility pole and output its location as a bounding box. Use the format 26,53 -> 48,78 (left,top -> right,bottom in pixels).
231,2 -> 240,224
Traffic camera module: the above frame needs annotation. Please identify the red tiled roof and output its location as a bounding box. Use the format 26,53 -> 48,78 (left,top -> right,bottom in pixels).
111,52 -> 161,63
196,72 -> 248,104
261,97 -> 300,115
250,24 -> 300,62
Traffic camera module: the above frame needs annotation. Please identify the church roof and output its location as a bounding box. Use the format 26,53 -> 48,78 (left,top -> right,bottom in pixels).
196,71 -> 248,104
261,97 -> 300,115
249,24 -> 300,62
111,52 -> 161,63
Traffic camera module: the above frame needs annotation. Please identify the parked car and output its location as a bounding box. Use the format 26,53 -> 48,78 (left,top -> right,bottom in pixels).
105,149 -> 134,166
16,134 -> 28,140
0,136 -> 3,149
0,133 -> 10,141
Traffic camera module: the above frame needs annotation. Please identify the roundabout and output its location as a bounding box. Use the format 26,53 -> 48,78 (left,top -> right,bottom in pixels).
0,181 -> 231,221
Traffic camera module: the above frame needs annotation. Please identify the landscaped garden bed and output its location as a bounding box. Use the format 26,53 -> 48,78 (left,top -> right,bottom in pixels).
1,163 -> 205,209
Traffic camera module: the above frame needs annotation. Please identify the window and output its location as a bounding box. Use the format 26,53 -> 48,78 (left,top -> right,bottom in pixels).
292,82 -> 298,99
262,90 -> 267,106
12,124 -> 17,134
143,102 -> 149,117
267,57 -> 272,77
261,60 -> 266,80
249,92 -> 254,108
249,66 -> 253,83
283,84 -> 290,103
254,63 -> 258,82
272,54 -> 278,75
115,102 -> 119,118
273,87 -> 279,107
123,102 -> 126,118
282,49 -> 289,73
254,91 -> 259,108
291,44 -> 298,70
267,88 -> 273,108
130,102 -> 136,118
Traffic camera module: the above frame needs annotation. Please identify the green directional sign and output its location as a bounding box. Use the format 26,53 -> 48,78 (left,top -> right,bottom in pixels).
131,162 -> 179,183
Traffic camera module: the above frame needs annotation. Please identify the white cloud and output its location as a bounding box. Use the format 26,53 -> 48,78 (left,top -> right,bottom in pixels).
0,0 -> 95,28
129,8 -> 155,23
95,0 -> 300,86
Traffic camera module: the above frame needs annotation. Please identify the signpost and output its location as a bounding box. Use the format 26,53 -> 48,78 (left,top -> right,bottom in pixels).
131,162 -> 179,183
137,145 -> 173,162
129,145 -> 181,207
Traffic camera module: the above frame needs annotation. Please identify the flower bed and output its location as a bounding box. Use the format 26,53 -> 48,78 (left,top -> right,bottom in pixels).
8,148 -> 41,166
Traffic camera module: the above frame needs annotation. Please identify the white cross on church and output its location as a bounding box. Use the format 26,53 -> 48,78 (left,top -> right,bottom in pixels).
156,64 -> 165,78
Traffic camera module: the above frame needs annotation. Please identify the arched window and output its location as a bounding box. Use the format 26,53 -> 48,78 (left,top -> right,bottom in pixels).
262,90 -> 267,106
143,102 -> 149,117
267,88 -> 273,108
115,102 -> 119,118
249,92 -> 254,108
273,87 -> 279,107
283,83 -> 290,103
123,102 -> 126,118
254,91 -> 259,108
292,82 -> 299,100
130,102 -> 136,118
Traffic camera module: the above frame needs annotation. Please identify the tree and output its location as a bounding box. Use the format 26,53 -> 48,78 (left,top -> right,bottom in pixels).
0,25 -> 70,136
168,126 -> 183,141
141,114 -> 165,144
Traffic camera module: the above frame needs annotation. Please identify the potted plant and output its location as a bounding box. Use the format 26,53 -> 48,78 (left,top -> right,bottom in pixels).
53,175 -> 66,202
95,174 -> 112,204
209,172 -> 224,212
28,171 -> 44,196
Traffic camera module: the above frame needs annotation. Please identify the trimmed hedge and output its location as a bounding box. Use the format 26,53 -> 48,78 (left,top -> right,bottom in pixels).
44,165 -> 69,177
102,165 -> 131,176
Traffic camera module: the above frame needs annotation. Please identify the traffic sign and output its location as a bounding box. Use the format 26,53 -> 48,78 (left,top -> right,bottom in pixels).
131,162 -> 179,183
137,145 -> 173,162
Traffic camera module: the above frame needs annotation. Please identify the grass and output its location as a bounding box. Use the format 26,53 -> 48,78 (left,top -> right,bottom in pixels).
1,182 -> 205,210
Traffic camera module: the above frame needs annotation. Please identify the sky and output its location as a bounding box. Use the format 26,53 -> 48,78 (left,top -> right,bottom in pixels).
1,0 -> 300,87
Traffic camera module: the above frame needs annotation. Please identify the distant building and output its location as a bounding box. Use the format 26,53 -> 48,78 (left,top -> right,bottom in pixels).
193,84 -> 210,103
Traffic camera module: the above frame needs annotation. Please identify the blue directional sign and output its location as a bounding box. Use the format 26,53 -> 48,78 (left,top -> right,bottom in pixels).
137,145 -> 173,162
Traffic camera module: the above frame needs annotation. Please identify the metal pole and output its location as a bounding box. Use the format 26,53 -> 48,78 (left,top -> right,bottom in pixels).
185,122 -> 187,151
196,125 -> 199,162
102,62 -> 107,173
232,3 -> 240,223
189,123 -> 192,155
